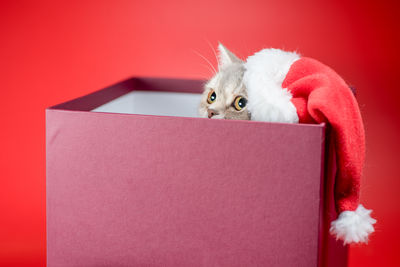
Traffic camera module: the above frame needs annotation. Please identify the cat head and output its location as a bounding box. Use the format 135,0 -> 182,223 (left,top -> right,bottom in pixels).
198,44 -> 250,120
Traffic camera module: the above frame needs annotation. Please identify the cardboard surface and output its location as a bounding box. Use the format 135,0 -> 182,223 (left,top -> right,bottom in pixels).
46,77 -> 346,266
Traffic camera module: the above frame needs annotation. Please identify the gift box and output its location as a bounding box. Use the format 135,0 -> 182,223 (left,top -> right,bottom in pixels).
46,77 -> 347,267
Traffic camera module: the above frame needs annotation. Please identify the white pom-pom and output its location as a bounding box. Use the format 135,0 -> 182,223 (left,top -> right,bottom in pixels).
330,204 -> 376,244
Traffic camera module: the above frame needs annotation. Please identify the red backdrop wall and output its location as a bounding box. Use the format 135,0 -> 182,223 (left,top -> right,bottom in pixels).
1,0 -> 399,266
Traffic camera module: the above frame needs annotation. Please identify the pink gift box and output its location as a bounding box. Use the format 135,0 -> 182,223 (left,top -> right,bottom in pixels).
46,77 -> 347,266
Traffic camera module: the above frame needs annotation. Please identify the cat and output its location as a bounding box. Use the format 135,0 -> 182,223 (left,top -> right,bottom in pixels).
198,44 -> 251,120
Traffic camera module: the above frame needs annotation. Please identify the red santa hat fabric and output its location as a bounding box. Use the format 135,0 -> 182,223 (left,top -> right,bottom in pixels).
242,48 -> 376,244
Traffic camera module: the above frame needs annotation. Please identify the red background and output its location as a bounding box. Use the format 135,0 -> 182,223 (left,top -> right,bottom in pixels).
1,0 -> 399,266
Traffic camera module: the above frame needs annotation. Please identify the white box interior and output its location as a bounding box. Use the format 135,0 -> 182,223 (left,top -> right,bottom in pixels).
92,91 -> 203,118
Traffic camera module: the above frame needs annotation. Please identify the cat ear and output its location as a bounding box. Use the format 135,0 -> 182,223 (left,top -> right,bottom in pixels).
218,43 -> 242,68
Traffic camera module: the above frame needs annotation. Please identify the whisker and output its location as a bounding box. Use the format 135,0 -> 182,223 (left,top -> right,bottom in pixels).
191,49 -> 217,75
200,63 -> 215,76
205,39 -> 220,68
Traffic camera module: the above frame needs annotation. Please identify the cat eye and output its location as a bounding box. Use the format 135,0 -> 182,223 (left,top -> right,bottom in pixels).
207,90 -> 217,104
233,96 -> 247,111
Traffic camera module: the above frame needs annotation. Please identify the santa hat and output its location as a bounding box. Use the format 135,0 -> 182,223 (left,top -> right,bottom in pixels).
217,44 -> 376,244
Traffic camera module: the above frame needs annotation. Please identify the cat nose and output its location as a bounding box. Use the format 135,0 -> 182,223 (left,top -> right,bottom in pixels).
207,109 -> 219,118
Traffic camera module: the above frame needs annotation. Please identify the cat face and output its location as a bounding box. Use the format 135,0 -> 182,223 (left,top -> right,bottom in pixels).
198,44 -> 250,120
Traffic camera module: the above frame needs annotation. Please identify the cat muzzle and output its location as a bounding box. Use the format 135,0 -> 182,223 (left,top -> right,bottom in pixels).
207,109 -> 219,118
